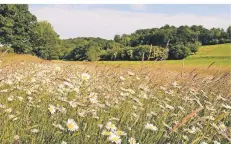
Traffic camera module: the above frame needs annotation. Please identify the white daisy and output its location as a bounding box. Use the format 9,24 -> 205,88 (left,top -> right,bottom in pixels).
14,135 -> 20,140
66,119 -> 79,132
218,123 -> 226,131
31,129 -> 39,133
128,71 -> 135,76
8,96 -> 14,101
61,141 -> 67,144
4,108 -> 12,113
221,104 -> 231,110
106,121 -> 117,131
108,133 -> 121,144
81,73 -> 90,81
119,76 -> 125,81
101,130 -> 111,136
89,96 -> 98,104
69,101 -> 77,108
128,137 -> 138,144
48,104 -> 56,114
145,123 -> 158,131
115,130 -> 127,136
187,126 -> 197,134
213,141 -> 221,144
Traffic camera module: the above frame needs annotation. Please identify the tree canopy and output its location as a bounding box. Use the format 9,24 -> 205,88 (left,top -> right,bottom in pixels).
0,4 -> 230,61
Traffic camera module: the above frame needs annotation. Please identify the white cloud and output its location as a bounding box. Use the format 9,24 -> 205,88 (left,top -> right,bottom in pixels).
29,5 -> 231,40
130,4 -> 146,11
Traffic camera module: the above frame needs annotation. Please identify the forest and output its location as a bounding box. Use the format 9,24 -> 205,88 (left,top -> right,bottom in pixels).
1,4 -> 231,61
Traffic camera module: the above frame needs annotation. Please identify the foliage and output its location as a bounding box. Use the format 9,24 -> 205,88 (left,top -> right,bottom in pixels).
0,4 -> 231,61
168,44 -> 191,60
86,46 -> 101,61
31,21 -> 62,60
0,4 -> 37,53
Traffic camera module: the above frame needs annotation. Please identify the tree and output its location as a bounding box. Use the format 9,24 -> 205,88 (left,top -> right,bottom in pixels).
114,35 -> 120,43
86,47 -> 100,61
168,44 -> 191,60
31,21 -> 61,60
186,41 -> 201,54
0,4 -> 37,53
227,26 -> 231,38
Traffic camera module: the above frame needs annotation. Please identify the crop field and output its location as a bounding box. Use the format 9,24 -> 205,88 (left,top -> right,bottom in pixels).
0,44 -> 230,144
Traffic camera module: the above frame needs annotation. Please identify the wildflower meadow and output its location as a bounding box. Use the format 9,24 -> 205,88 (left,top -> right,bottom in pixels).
0,60 -> 230,144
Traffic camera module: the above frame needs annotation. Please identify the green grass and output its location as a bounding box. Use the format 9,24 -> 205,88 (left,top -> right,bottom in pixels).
95,44 -> 231,68
191,43 -> 231,57
0,61 -> 230,143
1,43 -> 230,69
0,44 -> 230,143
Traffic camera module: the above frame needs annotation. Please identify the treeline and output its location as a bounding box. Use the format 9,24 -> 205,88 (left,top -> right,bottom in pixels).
0,4 -> 231,61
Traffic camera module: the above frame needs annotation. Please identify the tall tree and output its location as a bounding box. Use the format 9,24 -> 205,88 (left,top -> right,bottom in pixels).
0,4 -> 37,53
31,21 -> 62,60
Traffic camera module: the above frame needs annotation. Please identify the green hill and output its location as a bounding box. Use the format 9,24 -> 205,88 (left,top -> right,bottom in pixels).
187,43 -> 230,59
166,43 -> 231,67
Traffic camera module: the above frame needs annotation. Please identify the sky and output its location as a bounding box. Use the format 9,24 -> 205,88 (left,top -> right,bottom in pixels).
29,4 -> 231,40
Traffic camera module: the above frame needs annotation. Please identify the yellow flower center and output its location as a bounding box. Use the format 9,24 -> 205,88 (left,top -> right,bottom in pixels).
67,123 -> 74,129
112,137 -> 119,141
49,107 -> 54,111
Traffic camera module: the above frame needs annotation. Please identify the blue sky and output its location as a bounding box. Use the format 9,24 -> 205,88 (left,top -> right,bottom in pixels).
30,4 -> 231,17
29,4 -> 231,39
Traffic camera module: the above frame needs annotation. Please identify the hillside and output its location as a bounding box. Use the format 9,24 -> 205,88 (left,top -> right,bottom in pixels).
187,43 -> 230,58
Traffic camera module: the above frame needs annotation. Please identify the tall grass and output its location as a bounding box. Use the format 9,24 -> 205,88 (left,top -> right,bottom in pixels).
0,59 -> 230,144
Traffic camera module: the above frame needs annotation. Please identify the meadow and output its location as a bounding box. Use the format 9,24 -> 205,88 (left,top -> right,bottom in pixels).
0,44 -> 230,144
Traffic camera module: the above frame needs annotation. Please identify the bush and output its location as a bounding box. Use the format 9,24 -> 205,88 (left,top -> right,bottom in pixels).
168,44 -> 191,60
86,47 -> 101,61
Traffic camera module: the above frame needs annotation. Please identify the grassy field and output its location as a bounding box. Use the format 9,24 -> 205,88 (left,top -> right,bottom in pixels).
96,43 -> 230,68
0,44 -> 230,144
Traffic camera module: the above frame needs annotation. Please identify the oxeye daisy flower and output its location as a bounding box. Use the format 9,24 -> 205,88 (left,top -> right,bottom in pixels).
8,114 -> 15,119
145,123 -> 158,131
128,137 -> 138,144
8,96 -> 14,101
115,130 -> 127,136
63,81 -> 74,88
101,130 -> 111,136
61,141 -> 67,144
31,129 -> 39,133
221,104 -> 231,110
4,108 -> 12,113
81,73 -> 90,81
128,71 -> 135,76
69,101 -> 77,108
218,123 -> 226,131
187,126 -> 197,134
119,76 -> 125,81
213,141 -> 220,144
48,104 -> 56,114
89,96 -> 98,104
108,133 -> 121,144
66,119 -> 79,132
14,135 -> 20,140
106,121 -> 117,131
